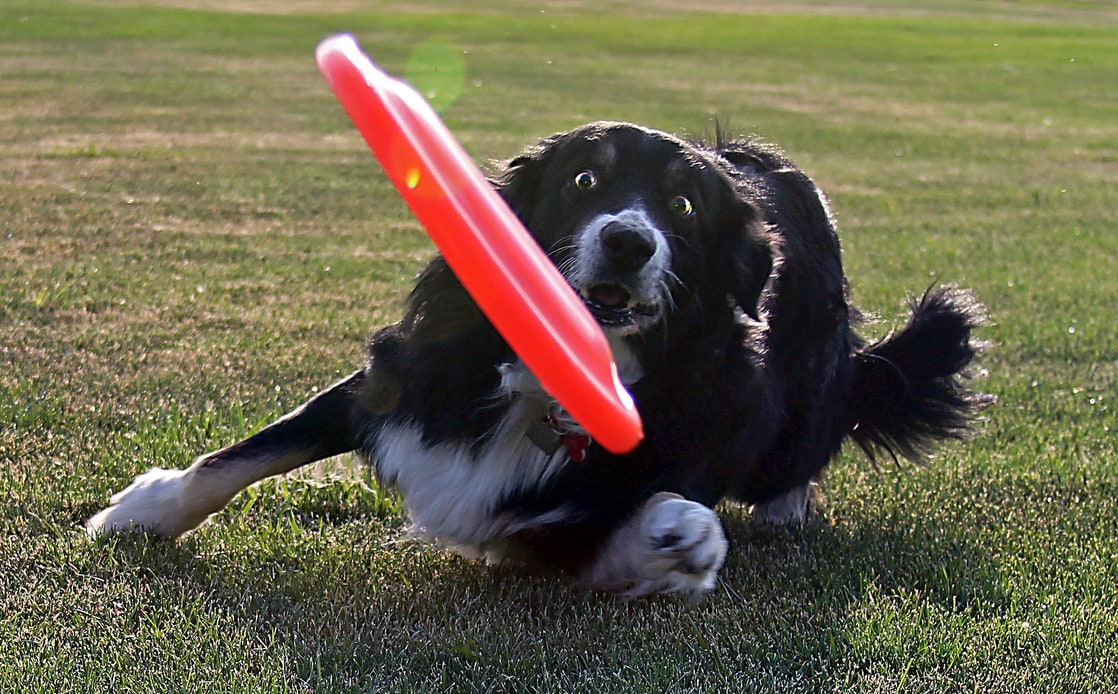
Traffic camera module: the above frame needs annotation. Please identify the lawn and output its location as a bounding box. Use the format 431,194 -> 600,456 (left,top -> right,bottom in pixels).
2,1 -> 1116,691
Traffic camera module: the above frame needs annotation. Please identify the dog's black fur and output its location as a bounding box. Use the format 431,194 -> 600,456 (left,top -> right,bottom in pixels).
87,122 -> 990,595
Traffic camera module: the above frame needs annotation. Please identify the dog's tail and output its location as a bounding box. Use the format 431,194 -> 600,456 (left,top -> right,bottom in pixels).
850,286 -> 994,462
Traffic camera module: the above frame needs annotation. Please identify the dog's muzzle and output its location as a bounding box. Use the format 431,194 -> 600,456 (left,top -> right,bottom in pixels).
580,283 -> 657,327
571,208 -> 670,331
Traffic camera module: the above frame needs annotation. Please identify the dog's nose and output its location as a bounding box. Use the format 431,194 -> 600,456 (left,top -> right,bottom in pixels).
600,223 -> 657,272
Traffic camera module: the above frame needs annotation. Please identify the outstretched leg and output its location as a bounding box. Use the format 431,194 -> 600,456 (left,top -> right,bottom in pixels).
86,370 -> 364,539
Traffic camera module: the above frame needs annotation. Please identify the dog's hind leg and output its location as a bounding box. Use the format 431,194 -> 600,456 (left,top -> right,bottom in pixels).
86,370 -> 364,539
751,483 -> 812,525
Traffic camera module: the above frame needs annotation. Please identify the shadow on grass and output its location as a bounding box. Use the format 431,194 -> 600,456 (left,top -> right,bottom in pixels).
721,504 -> 1010,617
73,481 -> 1011,690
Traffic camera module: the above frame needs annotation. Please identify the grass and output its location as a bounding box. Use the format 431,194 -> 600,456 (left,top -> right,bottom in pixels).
2,0 -> 1117,691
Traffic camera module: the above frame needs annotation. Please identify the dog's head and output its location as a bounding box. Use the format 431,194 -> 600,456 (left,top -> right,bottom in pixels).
498,122 -> 773,337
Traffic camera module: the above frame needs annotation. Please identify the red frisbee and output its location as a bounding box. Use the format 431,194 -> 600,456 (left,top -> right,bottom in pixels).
315,34 -> 643,455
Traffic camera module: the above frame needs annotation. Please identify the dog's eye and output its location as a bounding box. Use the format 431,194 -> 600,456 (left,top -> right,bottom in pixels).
573,170 -> 598,191
671,195 -> 694,217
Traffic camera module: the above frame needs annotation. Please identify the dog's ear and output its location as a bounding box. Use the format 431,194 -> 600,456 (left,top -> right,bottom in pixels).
492,154 -> 541,217
492,131 -> 568,219
719,202 -> 775,321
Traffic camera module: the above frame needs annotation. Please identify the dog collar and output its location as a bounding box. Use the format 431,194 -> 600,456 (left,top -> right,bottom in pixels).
526,413 -> 592,462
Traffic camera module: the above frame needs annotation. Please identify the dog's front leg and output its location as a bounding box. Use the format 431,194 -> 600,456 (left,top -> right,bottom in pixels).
85,369 -> 364,539
582,492 -> 728,598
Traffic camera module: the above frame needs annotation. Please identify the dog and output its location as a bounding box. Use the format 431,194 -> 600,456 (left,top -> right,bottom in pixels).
87,121 -> 990,597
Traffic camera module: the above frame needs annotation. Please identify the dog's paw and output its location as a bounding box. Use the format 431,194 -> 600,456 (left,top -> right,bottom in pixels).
85,467 -> 210,539
632,493 -> 728,596
575,493 -> 731,598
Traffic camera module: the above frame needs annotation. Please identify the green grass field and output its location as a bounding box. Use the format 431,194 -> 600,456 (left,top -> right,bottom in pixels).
3,1 -> 1116,691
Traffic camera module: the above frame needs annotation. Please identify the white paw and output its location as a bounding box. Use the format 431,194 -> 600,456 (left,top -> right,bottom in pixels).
631,493 -> 728,597
85,467 -> 212,539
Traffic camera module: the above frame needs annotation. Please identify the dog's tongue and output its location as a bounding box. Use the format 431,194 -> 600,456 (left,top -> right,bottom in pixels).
592,285 -> 630,308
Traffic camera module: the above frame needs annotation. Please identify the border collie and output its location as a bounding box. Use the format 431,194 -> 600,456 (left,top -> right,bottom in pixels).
87,121 -> 991,597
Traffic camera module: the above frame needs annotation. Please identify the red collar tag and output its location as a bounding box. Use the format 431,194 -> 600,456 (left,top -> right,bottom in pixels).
541,414 -> 592,462
562,432 -> 592,462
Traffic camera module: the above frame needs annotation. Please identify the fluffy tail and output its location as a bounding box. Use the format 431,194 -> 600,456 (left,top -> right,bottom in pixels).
850,286 -> 994,462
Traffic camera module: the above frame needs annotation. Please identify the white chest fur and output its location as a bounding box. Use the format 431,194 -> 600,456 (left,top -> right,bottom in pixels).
371,367 -> 568,549
370,337 -> 641,551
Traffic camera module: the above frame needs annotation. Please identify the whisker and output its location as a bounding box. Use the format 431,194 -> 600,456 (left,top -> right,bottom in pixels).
663,232 -> 693,251
657,275 -> 680,316
555,256 -> 582,282
546,235 -> 579,256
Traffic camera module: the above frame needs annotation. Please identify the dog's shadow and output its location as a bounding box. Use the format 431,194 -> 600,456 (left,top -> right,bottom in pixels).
718,498 -> 1011,619
76,487 -> 1008,684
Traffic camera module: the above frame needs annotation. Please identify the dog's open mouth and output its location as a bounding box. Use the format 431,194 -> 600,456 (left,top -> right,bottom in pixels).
580,283 -> 655,326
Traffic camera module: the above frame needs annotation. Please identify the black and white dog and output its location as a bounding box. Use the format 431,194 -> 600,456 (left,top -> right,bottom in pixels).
87,121 -> 990,597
